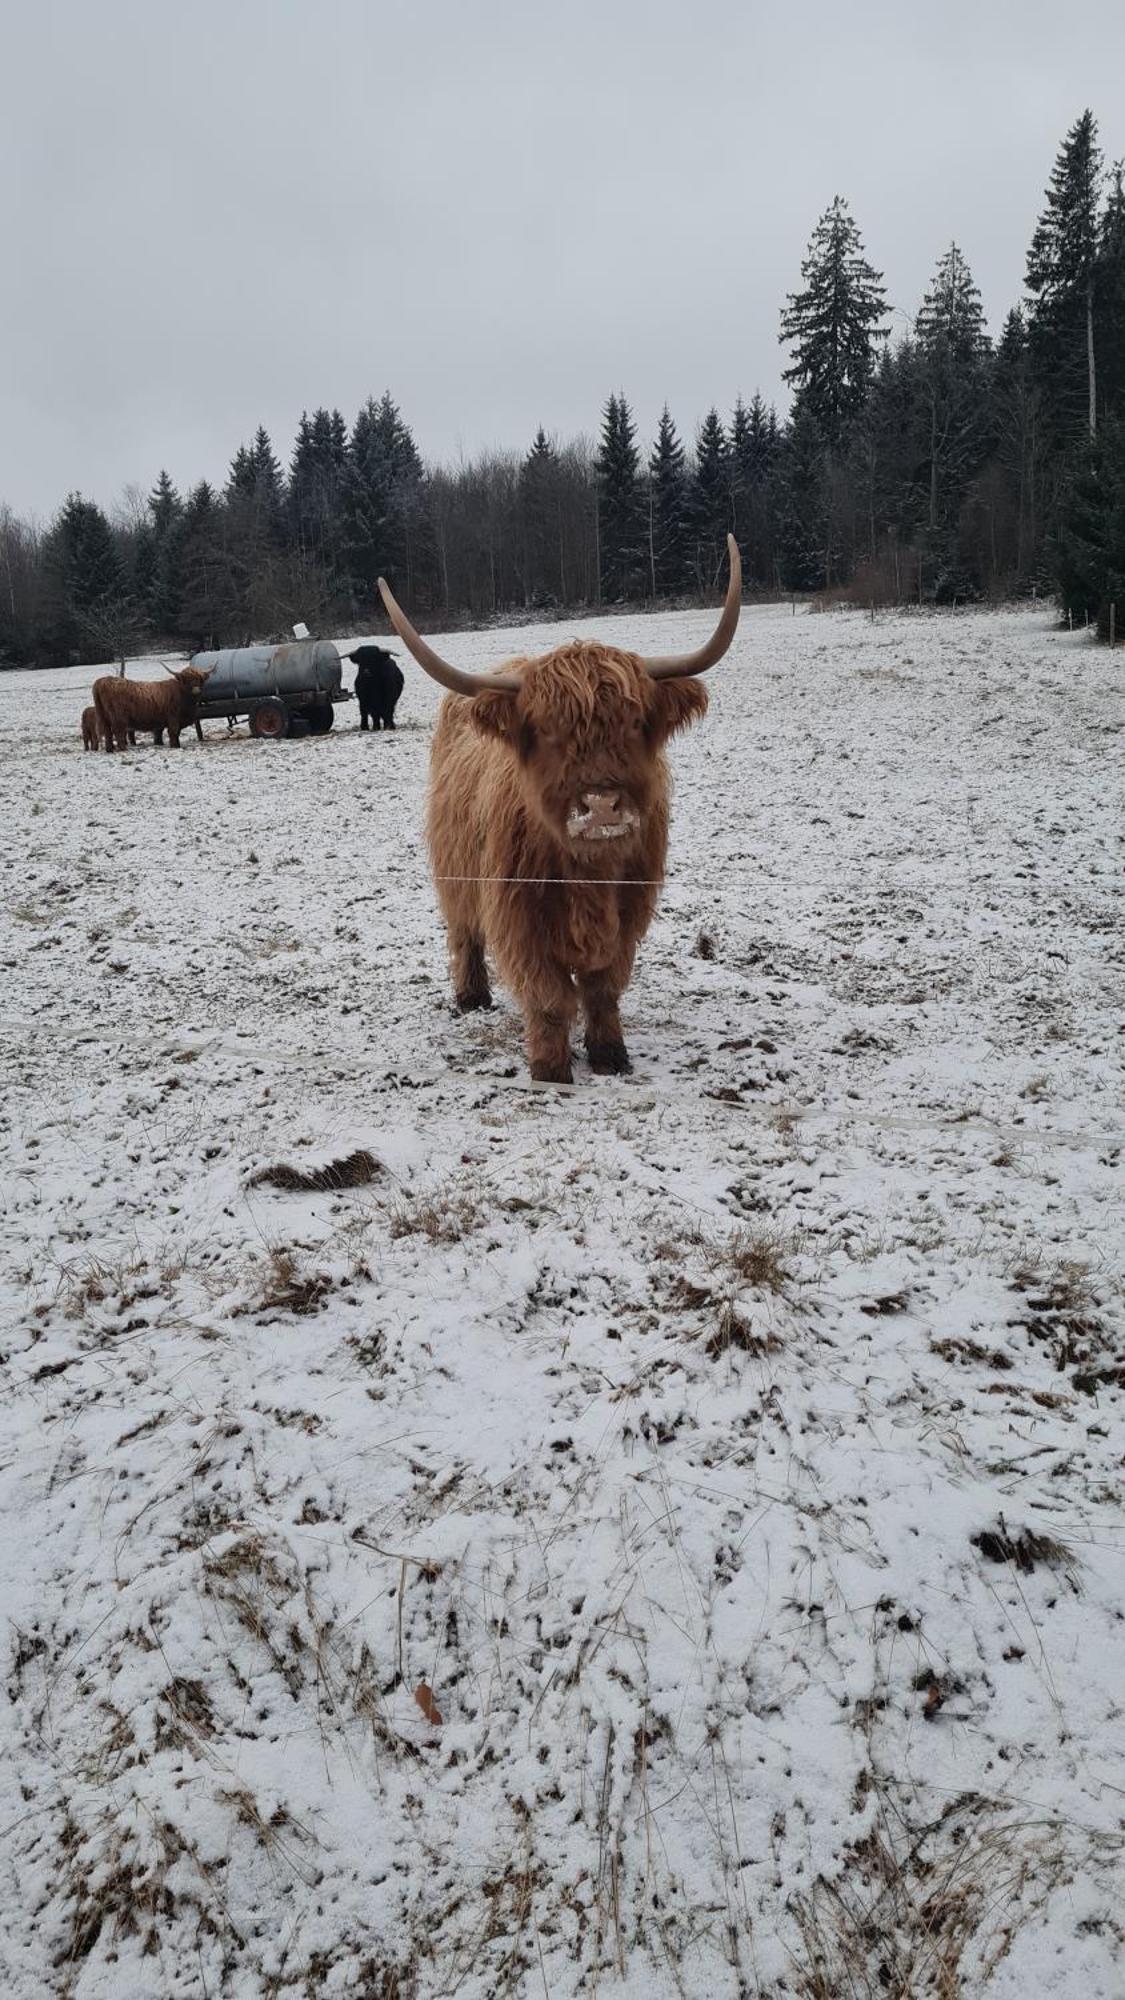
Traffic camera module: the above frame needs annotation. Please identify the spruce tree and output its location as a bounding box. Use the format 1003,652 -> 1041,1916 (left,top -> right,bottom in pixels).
728,398 -> 754,559
176,481 -> 238,648
1097,163 -> 1125,418
1026,111 -> 1103,441
688,409 -> 731,588
780,198 -> 888,447
40,493 -> 131,664
149,469 -> 182,540
774,407 -> 830,591
349,393 -> 426,600
914,244 -> 992,588
594,393 -> 644,600
521,429 -> 560,606
1052,421 -> 1125,626
146,472 -> 185,635
646,406 -> 688,596
986,308 -> 1043,583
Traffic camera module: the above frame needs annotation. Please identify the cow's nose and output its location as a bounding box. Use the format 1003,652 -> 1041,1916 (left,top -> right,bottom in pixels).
579,790 -> 623,822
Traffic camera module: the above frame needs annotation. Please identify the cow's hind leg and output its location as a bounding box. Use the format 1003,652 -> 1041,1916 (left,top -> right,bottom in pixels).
578,968 -> 632,1074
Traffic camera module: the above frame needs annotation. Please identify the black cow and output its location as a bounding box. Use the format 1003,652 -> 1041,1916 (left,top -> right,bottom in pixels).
346,645 -> 405,731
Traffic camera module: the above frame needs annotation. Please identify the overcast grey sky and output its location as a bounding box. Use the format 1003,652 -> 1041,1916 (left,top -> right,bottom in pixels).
3,0 -> 1122,520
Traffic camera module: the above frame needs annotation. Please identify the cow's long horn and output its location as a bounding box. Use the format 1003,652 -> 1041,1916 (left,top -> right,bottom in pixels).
642,534 -> 742,680
377,577 -> 520,696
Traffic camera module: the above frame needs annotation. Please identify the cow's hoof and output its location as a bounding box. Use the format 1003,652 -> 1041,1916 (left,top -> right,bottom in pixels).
530,1058 -> 574,1085
587,1039 -> 631,1075
456,990 -> 493,1012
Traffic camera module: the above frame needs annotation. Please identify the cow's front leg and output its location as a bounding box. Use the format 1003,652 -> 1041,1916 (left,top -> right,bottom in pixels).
578,967 -> 631,1074
524,970 -> 578,1084
451,929 -> 492,1011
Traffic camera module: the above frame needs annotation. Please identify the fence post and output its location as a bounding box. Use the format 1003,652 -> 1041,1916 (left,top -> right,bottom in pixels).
1111,602 -> 1117,648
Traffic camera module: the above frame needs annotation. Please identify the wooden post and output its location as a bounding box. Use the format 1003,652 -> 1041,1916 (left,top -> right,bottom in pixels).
1111,602 -> 1117,648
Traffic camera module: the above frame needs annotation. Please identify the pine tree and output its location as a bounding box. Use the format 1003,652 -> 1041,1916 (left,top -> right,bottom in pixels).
774,407 -> 830,591
986,308 -> 1044,583
916,244 -> 988,362
175,481 -> 239,648
149,469 -> 182,540
521,429 -> 561,606
289,408 -> 354,591
728,399 -> 754,559
146,472 -> 185,635
349,393 -> 425,600
1052,419 -> 1125,627
780,198 -> 888,448
914,244 -> 992,587
688,409 -> 731,588
646,406 -> 688,596
594,393 -> 644,600
1026,110 -> 1103,441
1097,162 -> 1125,418
40,493 -> 131,664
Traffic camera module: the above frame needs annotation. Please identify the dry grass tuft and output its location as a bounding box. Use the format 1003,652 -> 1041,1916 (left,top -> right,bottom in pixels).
790,1791 -> 1088,1998
57,1252 -> 152,1321
60,1805 -> 229,1973
1008,1259 -> 1117,1386
722,1225 -> 792,1293
705,1303 -> 782,1360
971,1520 -> 1077,1577
662,1221 -> 796,1363
388,1177 -> 488,1245
247,1147 -> 381,1193
249,1246 -> 334,1317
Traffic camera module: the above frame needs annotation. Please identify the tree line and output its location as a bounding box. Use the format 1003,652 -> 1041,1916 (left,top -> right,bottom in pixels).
3,108 -> 1124,671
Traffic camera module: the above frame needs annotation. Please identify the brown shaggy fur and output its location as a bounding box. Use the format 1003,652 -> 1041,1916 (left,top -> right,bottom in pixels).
92,666 -> 212,752
81,705 -> 101,751
427,640 -> 707,1082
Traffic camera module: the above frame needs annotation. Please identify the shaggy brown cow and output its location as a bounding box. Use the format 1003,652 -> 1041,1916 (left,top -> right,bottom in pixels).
377,536 -> 741,1083
81,705 -> 101,751
93,665 -> 213,752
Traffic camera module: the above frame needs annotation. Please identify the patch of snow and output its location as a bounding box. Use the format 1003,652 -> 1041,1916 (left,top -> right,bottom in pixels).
0,602 -> 1122,1995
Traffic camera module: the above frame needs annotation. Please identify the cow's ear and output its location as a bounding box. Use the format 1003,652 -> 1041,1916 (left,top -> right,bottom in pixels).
469,690 -> 521,744
648,677 -> 708,741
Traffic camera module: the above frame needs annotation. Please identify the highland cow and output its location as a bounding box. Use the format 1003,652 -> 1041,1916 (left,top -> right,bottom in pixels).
81,705 -> 101,751
93,665 -> 213,752
346,645 -> 405,731
377,536 -> 741,1083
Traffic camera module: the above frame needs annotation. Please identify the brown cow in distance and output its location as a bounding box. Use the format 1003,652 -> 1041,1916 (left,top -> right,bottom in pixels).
377,536 -> 742,1083
93,665 -> 213,752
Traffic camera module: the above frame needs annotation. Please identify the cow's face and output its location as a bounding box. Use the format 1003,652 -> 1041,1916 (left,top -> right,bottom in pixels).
176,666 -> 213,708
470,643 -> 707,851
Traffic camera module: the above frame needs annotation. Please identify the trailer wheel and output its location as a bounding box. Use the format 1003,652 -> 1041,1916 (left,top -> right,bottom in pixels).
249,699 -> 288,740
288,715 -> 311,738
306,704 -> 334,734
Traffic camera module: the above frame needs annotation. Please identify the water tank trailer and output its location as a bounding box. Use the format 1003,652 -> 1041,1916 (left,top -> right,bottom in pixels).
188,639 -> 352,738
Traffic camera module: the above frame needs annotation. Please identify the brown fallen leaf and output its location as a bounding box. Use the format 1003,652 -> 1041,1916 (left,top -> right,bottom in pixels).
414,1682 -> 443,1727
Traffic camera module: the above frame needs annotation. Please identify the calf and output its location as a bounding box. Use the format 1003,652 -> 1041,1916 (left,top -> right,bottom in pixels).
346,645 -> 404,731
81,705 -> 101,751
93,665 -> 213,751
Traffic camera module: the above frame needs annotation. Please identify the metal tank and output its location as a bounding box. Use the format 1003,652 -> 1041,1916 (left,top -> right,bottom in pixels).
189,640 -> 351,738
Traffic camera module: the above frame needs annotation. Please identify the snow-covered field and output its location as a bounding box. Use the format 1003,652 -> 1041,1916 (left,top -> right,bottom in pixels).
1,602 -> 1123,1999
